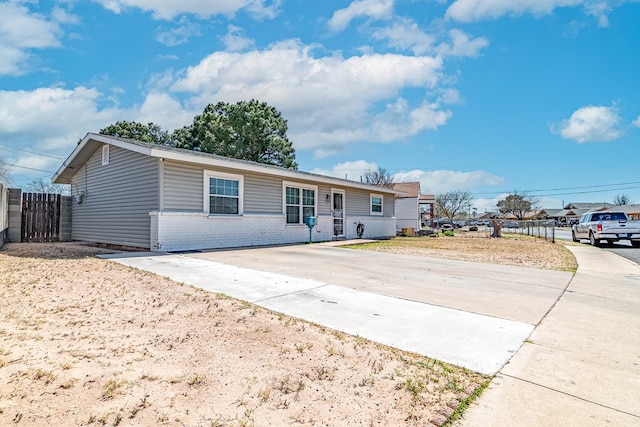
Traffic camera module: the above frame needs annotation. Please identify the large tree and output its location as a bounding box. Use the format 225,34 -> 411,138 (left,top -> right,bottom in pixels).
100,121 -> 173,146
363,167 -> 394,188
497,192 -> 538,220
434,191 -> 473,221
173,100 -> 297,169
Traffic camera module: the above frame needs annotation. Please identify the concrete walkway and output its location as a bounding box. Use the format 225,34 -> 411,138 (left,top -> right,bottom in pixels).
458,245 -> 640,426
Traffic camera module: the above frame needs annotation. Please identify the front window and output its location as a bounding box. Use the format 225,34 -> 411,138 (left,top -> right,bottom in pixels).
284,183 -> 316,224
371,194 -> 383,215
205,171 -> 243,215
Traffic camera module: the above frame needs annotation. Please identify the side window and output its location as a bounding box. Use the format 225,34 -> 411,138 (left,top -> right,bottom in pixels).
370,194 -> 383,215
204,171 -> 243,215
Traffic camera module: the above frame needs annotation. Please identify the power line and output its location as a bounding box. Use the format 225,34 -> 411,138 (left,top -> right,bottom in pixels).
473,181 -> 640,197
526,185 -> 640,198
0,142 -> 66,160
4,163 -> 57,174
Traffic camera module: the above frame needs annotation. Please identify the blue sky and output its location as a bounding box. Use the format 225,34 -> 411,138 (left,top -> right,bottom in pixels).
1,0 -> 639,213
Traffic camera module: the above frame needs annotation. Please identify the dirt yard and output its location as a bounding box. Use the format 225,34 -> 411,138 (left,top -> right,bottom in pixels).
0,235 -> 574,426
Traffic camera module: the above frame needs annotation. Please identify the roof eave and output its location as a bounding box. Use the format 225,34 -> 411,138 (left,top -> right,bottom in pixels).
53,133 -> 402,194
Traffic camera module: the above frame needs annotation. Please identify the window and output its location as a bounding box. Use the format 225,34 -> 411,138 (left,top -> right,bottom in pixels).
204,171 -> 243,215
370,194 -> 383,215
284,182 -> 316,224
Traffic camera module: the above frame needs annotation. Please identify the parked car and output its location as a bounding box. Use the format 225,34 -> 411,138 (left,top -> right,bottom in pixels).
571,211 -> 640,247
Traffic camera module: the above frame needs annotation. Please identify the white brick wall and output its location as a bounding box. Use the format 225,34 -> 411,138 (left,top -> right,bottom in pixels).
345,216 -> 397,240
150,211 -> 396,252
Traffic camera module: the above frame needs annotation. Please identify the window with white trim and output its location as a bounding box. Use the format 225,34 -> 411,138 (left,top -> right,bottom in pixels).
284,183 -> 316,224
370,194 -> 383,215
205,171 -> 243,215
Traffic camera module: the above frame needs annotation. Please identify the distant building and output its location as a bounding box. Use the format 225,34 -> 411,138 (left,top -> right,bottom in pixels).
546,202 -> 615,224
392,182 -> 434,232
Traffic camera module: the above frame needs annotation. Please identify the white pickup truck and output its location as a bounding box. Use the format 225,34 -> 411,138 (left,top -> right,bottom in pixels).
571,211 -> 640,247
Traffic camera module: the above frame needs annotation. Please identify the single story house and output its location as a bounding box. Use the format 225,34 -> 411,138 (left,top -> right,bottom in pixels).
53,133 -> 399,251
392,182 -> 434,232
547,202 -> 614,224
611,204 -> 640,220
392,182 -> 421,232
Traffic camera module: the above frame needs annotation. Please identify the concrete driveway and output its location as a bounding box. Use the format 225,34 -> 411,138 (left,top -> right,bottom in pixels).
102,242 -> 573,375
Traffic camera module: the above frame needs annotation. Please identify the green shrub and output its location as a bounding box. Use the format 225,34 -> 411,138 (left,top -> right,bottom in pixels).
443,230 -> 455,237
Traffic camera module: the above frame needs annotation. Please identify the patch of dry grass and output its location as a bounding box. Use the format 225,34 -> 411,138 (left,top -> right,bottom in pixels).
349,233 -> 578,271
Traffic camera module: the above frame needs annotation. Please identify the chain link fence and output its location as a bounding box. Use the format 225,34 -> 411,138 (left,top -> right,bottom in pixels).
498,220 -> 557,243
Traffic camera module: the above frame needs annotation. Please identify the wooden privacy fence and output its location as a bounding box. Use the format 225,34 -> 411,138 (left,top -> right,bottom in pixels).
21,192 -> 62,242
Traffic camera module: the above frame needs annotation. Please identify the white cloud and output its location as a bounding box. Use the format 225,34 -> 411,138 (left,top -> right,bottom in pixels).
632,115 -> 640,127
0,2 -> 64,75
328,0 -> 394,32
51,7 -> 80,25
136,92 -> 195,130
445,0 -> 636,25
585,2 -> 612,27
221,25 -> 255,52
311,160 -> 379,181
392,169 -> 505,194
372,20 -> 487,59
370,99 -> 452,142
446,0 -> 583,22
0,85 -> 199,183
437,29 -> 489,57
371,18 -> 436,55
170,40 -> 448,157
155,18 -> 202,46
552,105 -> 623,143
0,87 -> 122,152
94,0 -> 281,20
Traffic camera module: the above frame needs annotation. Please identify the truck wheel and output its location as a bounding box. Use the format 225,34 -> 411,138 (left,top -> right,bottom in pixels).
632,241 -> 640,248
571,231 -> 579,242
589,232 -> 600,247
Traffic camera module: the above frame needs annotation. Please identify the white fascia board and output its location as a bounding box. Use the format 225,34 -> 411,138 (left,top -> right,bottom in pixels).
52,133 -> 154,183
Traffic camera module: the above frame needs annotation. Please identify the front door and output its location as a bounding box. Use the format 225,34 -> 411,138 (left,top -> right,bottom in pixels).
332,191 -> 345,238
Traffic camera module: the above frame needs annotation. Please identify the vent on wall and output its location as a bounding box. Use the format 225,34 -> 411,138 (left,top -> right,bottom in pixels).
101,145 -> 110,165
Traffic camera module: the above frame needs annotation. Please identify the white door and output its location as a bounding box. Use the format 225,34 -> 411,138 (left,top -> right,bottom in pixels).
332,191 -> 345,237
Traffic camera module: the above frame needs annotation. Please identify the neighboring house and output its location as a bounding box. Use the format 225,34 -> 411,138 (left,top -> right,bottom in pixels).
53,133 -> 399,252
392,182 -> 421,232
608,204 -> 640,220
547,202 -> 614,223
392,182 -> 435,232
420,193 -> 435,227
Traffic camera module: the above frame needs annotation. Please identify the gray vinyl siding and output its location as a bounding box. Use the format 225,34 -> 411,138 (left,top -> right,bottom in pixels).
317,184 -> 332,216
70,145 -> 159,248
163,161 -> 203,211
161,160 -> 394,218
163,161 -> 284,214
244,173 -> 281,214
345,189 -> 394,217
